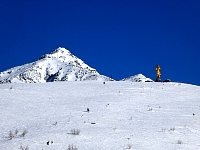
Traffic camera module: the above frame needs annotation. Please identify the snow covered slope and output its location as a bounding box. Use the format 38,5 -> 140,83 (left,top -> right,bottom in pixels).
0,47 -> 112,83
0,82 -> 200,150
122,74 -> 153,82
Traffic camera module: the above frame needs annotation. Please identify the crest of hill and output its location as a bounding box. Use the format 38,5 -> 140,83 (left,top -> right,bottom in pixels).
122,74 -> 153,82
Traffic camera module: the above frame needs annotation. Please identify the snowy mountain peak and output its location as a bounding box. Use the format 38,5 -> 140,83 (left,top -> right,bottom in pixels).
40,47 -> 73,61
122,74 -> 153,82
0,47 -> 113,83
50,47 -> 71,56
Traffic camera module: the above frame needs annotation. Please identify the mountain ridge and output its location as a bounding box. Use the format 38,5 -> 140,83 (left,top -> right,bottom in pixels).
0,47 -> 113,83
0,47 -> 152,83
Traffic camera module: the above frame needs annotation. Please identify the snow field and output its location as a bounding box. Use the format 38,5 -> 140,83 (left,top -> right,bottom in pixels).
0,81 -> 200,150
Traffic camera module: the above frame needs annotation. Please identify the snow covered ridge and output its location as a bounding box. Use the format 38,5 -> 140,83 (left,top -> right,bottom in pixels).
0,47 -> 113,83
122,74 -> 153,82
0,47 -> 152,83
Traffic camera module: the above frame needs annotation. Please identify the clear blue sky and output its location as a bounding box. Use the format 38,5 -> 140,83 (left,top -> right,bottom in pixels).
0,0 -> 200,85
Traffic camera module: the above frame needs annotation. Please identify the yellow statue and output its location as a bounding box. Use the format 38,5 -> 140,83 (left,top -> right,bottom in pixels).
156,65 -> 161,81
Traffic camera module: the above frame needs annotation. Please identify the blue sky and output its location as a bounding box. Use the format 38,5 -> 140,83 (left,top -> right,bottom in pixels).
0,0 -> 200,85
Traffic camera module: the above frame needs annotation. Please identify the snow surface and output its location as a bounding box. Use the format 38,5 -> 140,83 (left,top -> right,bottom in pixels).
0,81 -> 200,150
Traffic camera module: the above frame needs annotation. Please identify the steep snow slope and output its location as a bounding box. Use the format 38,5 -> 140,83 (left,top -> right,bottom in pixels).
122,74 -> 153,82
0,82 -> 200,150
0,47 -> 112,83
